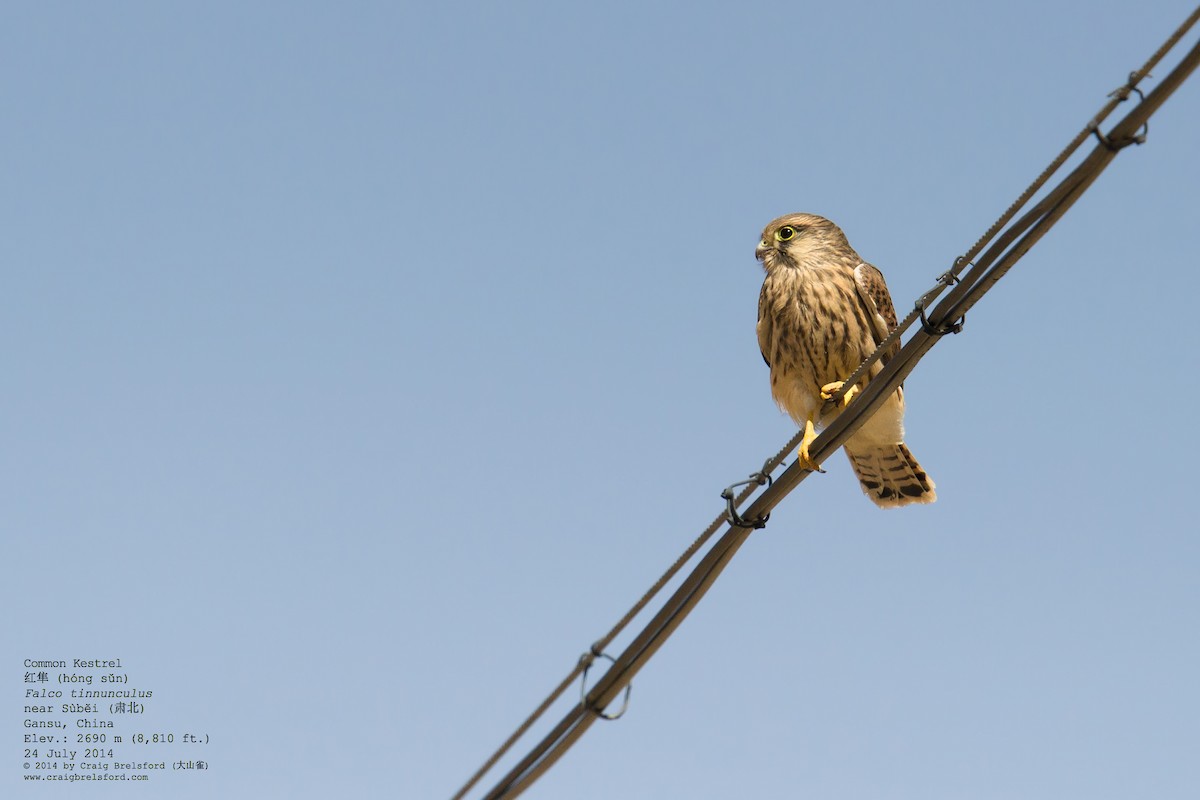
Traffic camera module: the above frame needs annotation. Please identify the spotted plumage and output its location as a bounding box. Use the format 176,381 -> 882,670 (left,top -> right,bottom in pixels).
755,213 -> 935,508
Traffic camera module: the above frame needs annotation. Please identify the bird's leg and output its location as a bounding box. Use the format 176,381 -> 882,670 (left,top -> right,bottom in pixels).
797,417 -> 825,473
821,380 -> 859,407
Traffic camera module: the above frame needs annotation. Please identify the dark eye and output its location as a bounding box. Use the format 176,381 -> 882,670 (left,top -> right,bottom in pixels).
776,226 -> 796,242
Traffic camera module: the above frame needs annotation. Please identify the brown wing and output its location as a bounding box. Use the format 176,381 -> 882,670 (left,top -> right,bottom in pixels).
756,281 -> 772,367
853,262 -> 900,365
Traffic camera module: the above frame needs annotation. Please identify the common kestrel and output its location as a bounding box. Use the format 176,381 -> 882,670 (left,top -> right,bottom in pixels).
755,213 -> 935,507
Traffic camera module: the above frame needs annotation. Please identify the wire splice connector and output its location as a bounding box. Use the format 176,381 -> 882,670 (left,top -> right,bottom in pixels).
579,645 -> 631,721
917,266 -> 966,336
721,467 -> 772,529
1091,76 -> 1150,149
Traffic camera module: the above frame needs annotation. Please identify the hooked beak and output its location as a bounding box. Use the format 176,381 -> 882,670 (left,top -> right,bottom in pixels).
755,240 -> 768,262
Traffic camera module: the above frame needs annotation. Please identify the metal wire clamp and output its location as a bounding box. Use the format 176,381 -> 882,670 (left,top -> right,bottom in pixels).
721,466 -> 772,529
1091,76 -> 1149,150
579,644 -> 631,720
916,265 -> 966,336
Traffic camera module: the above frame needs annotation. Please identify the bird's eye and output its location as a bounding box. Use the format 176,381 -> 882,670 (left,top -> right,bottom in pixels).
776,226 -> 796,242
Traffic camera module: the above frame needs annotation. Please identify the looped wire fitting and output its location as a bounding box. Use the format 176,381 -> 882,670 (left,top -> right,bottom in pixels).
1092,75 -> 1149,149
916,265 -> 966,336
720,465 -> 772,529
579,644 -> 631,720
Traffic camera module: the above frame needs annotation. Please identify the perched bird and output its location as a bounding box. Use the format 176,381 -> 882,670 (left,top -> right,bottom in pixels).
755,213 -> 935,507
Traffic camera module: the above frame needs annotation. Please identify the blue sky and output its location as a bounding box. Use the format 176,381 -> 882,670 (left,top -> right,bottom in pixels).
4,2 -> 1199,798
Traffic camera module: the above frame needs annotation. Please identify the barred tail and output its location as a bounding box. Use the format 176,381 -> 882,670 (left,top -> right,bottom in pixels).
844,443 -> 936,508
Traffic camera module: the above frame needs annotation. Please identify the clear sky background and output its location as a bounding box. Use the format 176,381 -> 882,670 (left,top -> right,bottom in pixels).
4,2 -> 1199,798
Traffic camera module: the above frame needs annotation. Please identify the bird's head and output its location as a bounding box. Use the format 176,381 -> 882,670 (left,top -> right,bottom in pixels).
755,213 -> 851,273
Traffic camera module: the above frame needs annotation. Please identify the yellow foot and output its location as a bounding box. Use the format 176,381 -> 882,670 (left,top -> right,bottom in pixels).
821,380 -> 859,407
797,418 -> 825,473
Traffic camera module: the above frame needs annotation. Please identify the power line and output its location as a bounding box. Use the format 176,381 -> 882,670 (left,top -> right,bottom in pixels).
451,7 -> 1200,799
